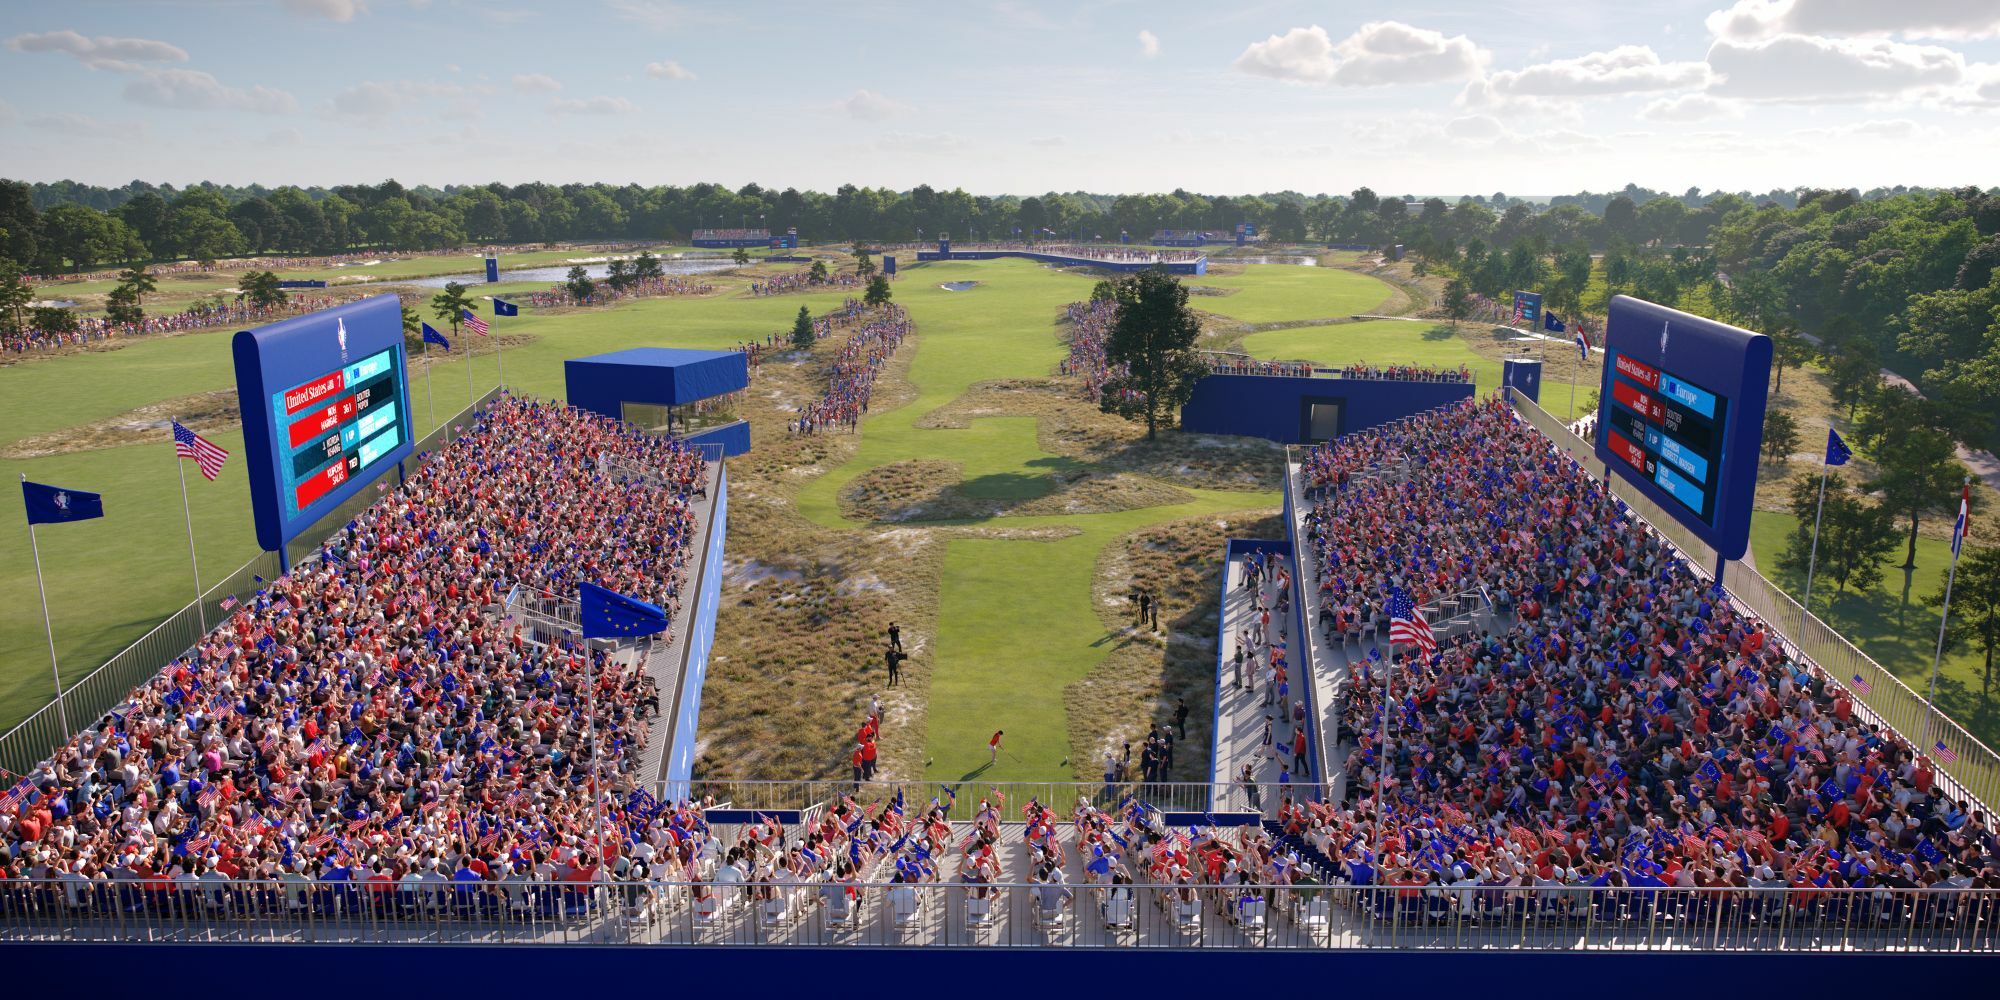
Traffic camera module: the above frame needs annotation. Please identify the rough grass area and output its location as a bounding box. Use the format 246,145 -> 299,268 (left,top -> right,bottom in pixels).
0,389 -> 238,459
1068,512 -> 1285,782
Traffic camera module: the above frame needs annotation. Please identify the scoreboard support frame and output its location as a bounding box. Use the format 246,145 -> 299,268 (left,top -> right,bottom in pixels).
1591,294 -> 1770,563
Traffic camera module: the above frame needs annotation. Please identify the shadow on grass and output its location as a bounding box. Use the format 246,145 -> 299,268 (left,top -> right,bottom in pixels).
1420,324 -> 1456,341
956,761 -> 995,782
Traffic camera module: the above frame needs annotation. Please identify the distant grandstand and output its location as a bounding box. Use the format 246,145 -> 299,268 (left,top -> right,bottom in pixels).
692,227 -> 798,249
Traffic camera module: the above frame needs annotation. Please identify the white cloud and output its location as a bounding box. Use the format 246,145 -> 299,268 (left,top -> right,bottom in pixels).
1489,45 -> 1710,96
645,60 -> 696,80
1234,21 -> 1486,86
875,131 -> 963,153
1443,114 -> 1507,141
512,73 -> 562,93
548,95 -> 637,115
843,88 -> 907,121
265,126 -> 305,147
1640,92 -> 1744,121
28,112 -> 129,138
606,0 -> 723,30
124,68 -> 298,113
1706,0 -> 2000,42
283,0 -> 366,21
1028,135 -> 1065,147
332,81 -> 405,117
1791,117 -> 1934,140
7,30 -> 188,70
1706,33 -> 1964,100
1138,29 -> 1159,58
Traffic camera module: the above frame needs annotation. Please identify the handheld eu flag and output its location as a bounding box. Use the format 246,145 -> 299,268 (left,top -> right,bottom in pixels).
22,480 -> 104,525
1825,428 -> 1851,467
579,581 -> 670,639
492,298 -> 519,317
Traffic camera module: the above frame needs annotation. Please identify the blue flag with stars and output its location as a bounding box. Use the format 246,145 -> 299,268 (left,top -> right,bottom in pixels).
1825,428 -> 1851,467
579,581 -> 669,639
492,298 -> 519,317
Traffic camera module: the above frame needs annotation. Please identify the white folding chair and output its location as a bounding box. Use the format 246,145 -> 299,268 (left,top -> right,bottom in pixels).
1101,895 -> 1133,930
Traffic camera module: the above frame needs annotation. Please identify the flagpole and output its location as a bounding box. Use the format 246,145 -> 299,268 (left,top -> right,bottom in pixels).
171,419 -> 206,632
21,473 -> 69,735
465,328 -> 474,411
1801,457 -> 1833,615
423,339 -> 436,431
1922,477 -> 1971,749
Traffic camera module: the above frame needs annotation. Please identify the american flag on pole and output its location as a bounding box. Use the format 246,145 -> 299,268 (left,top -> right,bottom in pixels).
1386,588 -> 1436,655
172,420 -> 229,480
462,308 -> 489,337
1951,482 -> 1970,559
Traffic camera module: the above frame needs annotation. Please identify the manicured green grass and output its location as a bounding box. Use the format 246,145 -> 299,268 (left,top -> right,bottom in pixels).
788,261 -> 1286,779
1193,266 -> 1394,324
1748,510 -> 2000,746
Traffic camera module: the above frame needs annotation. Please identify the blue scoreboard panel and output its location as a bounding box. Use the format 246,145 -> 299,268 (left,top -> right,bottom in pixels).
1593,295 -> 1770,561
233,295 -> 415,553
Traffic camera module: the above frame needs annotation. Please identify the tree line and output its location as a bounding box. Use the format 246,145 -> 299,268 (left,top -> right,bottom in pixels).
2,176 -> 1973,277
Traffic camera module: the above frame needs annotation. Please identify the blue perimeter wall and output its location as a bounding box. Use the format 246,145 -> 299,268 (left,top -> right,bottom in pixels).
663,460 -> 726,794
3,944 -> 1982,987
1212,539 -> 1315,812
1180,374 -> 1475,445
683,419 -> 751,457
914,250 -> 1206,275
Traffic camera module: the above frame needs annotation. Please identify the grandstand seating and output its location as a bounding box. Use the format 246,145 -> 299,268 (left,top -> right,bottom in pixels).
0,395 -> 718,906
1289,396 -> 1993,900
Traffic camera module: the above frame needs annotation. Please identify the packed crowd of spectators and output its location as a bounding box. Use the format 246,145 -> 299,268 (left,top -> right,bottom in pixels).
1209,357 -> 1315,378
789,305 -> 909,436
0,394 -> 722,902
4,295 -> 345,355
524,275 -> 714,309
1059,299 -> 1128,402
1290,396 -> 1994,894
1336,362 -> 1473,383
942,243 -> 1205,265
750,271 -> 862,297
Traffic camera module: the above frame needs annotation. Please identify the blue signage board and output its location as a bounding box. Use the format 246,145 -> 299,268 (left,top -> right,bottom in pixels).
484,257 -> 500,283
231,295 -> 416,554
1592,295 -> 1770,561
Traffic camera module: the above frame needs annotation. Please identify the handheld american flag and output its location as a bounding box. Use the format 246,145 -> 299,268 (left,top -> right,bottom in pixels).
463,308 -> 489,337
171,420 -> 230,481
1386,588 -> 1435,655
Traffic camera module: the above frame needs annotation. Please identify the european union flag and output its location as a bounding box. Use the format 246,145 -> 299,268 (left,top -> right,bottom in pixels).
22,480 -> 104,525
492,298 -> 519,317
1825,428 -> 1851,467
421,322 -> 451,352
580,581 -> 669,639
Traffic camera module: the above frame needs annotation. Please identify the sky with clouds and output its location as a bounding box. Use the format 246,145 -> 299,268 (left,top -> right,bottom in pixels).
3,0 -> 1998,196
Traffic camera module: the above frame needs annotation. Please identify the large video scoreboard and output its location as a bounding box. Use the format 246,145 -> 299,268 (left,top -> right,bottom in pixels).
1593,295 -> 1770,562
234,295 -> 415,555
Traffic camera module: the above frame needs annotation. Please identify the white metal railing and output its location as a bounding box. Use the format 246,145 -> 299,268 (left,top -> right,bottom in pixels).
0,876 -> 1990,952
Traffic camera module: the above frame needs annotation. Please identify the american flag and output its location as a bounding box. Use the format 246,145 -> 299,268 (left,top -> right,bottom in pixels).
1934,740 -> 1958,764
1386,588 -> 1436,655
219,595 -> 237,611
462,308 -> 489,336
171,420 -> 229,481
1850,673 -> 1872,694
